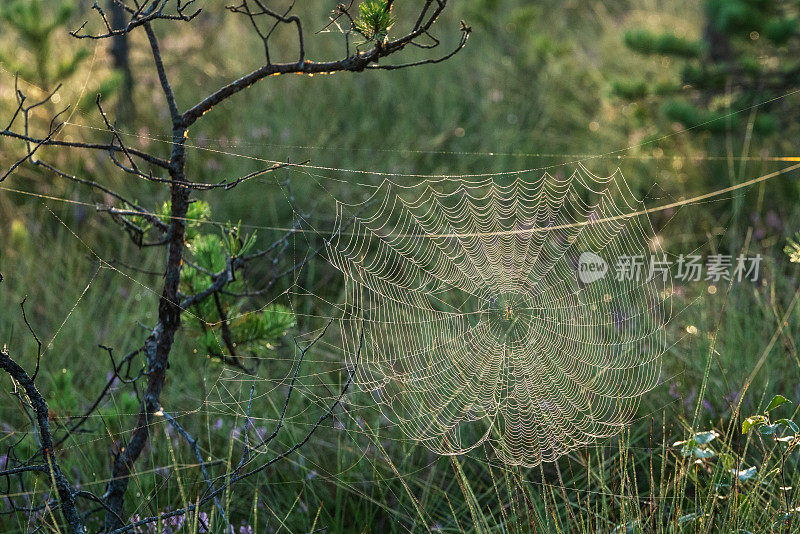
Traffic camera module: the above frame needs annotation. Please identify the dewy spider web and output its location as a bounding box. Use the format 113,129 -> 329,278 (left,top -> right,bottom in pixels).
328,166 -> 671,467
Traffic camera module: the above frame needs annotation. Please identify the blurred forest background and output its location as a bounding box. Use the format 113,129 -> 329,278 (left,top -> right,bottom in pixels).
2,0 -> 800,532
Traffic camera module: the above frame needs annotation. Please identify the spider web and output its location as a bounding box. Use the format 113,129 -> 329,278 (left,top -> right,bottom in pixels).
327,166 -> 671,466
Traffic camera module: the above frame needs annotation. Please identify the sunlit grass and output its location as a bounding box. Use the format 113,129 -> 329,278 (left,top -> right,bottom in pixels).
1,0 -> 800,532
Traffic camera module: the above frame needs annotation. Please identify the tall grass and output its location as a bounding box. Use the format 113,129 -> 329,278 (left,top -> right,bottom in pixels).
2,1 -> 800,532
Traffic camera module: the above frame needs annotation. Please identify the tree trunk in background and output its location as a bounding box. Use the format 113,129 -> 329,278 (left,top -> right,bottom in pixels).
109,0 -> 134,123
703,18 -> 733,65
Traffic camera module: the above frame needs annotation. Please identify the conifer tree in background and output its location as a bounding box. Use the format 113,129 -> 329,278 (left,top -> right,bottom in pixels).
0,0 -> 123,110
0,0 -> 87,91
614,0 -> 800,243
615,0 -> 799,136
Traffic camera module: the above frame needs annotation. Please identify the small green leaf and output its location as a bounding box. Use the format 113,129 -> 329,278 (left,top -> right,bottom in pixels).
694,448 -> 716,458
694,430 -> 719,445
731,466 -> 757,482
766,395 -> 791,413
743,415 -> 767,434
760,424 -> 779,436
775,419 -> 800,434
775,419 -> 799,434
673,437 -> 698,456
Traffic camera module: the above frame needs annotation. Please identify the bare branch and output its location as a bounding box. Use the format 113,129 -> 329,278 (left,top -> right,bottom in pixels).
0,347 -> 86,534
0,128 -> 171,169
106,321 -> 362,534
368,22 -> 470,70
249,318 -> 334,453
71,0 -> 200,39
1,122 -> 64,182
19,299 -> 42,381
184,0 -> 459,126
144,23 -> 182,123
0,2 -> 466,529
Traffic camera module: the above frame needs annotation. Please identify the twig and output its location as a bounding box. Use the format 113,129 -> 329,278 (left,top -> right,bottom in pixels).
0,348 -> 86,534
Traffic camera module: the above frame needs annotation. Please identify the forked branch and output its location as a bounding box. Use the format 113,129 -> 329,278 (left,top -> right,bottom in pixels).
0,2 -> 467,531
0,343 -> 85,533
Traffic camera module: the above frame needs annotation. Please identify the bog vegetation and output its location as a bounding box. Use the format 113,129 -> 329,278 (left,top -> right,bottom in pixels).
1,0 -> 800,532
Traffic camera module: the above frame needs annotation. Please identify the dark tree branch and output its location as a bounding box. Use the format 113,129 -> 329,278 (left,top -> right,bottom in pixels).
103,20 -> 190,531
120,160 -> 302,191
0,348 -> 86,534
368,23 -> 470,70
33,160 -> 170,238
110,322 -> 362,534
74,490 -> 126,527
143,22 -> 182,123
249,318 -> 334,452
179,258 -> 236,309
227,0 -> 302,64
19,299 -> 43,381
0,465 -> 49,477
71,0 -> 200,39
0,2 -> 466,530
183,0 -> 460,126
4,79 -> 26,131
207,321 -> 363,493
0,128 -> 171,169
1,121 -> 64,182
212,292 -> 249,371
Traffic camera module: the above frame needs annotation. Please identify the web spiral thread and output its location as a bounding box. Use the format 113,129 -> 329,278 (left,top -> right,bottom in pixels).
328,167 -> 671,467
